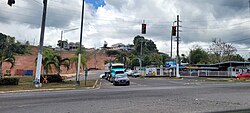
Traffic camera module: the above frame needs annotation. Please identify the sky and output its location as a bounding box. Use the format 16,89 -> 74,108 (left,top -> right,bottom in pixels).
1,0 -> 250,58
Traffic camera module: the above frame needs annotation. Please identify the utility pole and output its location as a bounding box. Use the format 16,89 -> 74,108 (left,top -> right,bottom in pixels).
176,15 -> 181,78
170,26 -> 173,59
34,0 -> 48,87
60,30 -> 63,54
249,0 -> 250,12
76,0 -> 85,86
140,40 -> 143,56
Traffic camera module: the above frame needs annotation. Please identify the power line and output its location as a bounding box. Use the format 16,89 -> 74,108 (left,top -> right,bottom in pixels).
29,0 -> 42,6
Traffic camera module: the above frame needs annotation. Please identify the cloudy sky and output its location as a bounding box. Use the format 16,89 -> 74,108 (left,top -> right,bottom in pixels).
1,0 -> 250,58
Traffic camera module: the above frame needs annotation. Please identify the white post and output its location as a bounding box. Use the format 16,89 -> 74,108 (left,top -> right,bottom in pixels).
198,70 -> 200,77
160,65 -> 163,76
176,64 -> 180,77
35,53 -> 43,87
76,54 -> 81,83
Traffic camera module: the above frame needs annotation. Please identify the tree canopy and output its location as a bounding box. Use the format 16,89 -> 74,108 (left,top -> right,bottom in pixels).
0,33 -> 29,78
189,46 -> 209,64
133,35 -> 158,55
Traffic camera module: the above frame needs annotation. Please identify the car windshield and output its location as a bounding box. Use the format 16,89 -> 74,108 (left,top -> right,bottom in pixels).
115,71 -> 124,74
116,74 -> 126,78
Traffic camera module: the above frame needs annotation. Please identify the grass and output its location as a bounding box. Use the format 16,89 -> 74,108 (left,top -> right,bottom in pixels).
0,76 -> 97,92
206,78 -> 250,82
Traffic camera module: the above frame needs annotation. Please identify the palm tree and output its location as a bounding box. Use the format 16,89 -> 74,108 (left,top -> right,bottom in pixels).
35,49 -> 70,83
0,56 -> 15,79
36,48 -> 71,75
53,55 -> 70,75
0,33 -> 28,79
35,48 -> 56,76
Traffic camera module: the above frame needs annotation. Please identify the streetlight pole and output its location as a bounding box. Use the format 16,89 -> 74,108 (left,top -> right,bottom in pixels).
34,0 -> 48,87
76,0 -> 85,86
60,28 -> 79,54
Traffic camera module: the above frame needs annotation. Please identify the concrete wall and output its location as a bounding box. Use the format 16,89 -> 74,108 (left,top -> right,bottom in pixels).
2,46 -> 110,76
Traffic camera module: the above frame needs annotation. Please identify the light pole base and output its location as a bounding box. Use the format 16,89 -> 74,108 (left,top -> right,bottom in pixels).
76,81 -> 80,86
35,83 -> 42,88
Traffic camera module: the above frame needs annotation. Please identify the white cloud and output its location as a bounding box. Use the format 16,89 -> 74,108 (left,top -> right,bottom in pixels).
1,0 -> 250,58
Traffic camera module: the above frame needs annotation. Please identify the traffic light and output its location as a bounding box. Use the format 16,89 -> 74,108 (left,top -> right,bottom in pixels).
7,0 -> 15,6
142,24 -> 146,34
172,26 -> 176,36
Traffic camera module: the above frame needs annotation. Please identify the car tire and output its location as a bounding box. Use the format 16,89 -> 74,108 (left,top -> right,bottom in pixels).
127,81 -> 130,85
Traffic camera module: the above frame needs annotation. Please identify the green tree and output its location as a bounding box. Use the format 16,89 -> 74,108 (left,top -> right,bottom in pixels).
226,54 -> 245,62
133,35 -> 144,55
36,48 -> 70,77
105,50 -> 120,57
189,46 -> 209,64
0,33 -> 28,79
53,55 -> 70,75
133,35 -> 158,55
209,38 -> 237,62
147,53 -> 163,66
161,54 -> 171,66
181,54 -> 188,63
40,48 -> 57,76
145,40 -> 158,53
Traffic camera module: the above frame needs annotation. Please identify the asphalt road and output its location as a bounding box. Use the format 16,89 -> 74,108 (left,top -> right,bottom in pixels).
1,72 -> 250,113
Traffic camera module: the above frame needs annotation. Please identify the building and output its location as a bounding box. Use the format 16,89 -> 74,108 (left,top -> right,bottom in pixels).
111,43 -> 134,51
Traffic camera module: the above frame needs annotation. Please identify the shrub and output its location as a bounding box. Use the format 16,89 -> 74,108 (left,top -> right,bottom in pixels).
0,78 -> 19,85
41,74 -> 63,83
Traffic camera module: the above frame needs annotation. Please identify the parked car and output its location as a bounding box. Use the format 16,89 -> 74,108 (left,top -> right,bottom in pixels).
132,71 -> 141,77
99,74 -> 105,79
235,73 -> 250,79
110,69 -> 125,83
125,70 -> 134,76
113,74 -> 130,86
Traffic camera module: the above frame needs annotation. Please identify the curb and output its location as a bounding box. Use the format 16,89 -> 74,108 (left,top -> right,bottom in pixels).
0,88 -> 76,94
0,79 -> 100,94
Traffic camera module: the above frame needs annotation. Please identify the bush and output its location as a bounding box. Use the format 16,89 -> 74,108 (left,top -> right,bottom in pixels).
0,78 -> 19,85
41,74 -> 63,83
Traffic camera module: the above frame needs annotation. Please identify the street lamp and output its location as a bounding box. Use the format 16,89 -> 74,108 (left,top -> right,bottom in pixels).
60,28 -> 79,53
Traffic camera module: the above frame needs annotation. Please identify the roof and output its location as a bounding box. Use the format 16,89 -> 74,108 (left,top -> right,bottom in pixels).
195,61 -> 250,67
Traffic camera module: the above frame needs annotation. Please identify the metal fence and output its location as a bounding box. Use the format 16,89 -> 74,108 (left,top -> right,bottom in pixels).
163,70 -> 232,77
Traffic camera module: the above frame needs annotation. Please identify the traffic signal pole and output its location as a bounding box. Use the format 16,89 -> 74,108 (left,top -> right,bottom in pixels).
34,0 -> 48,87
176,15 -> 180,78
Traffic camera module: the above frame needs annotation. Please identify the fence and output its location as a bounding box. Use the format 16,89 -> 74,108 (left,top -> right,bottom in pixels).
163,70 -> 232,78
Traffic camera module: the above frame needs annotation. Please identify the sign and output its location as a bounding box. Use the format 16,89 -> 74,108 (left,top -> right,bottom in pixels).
85,68 -> 88,76
166,61 -> 176,68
